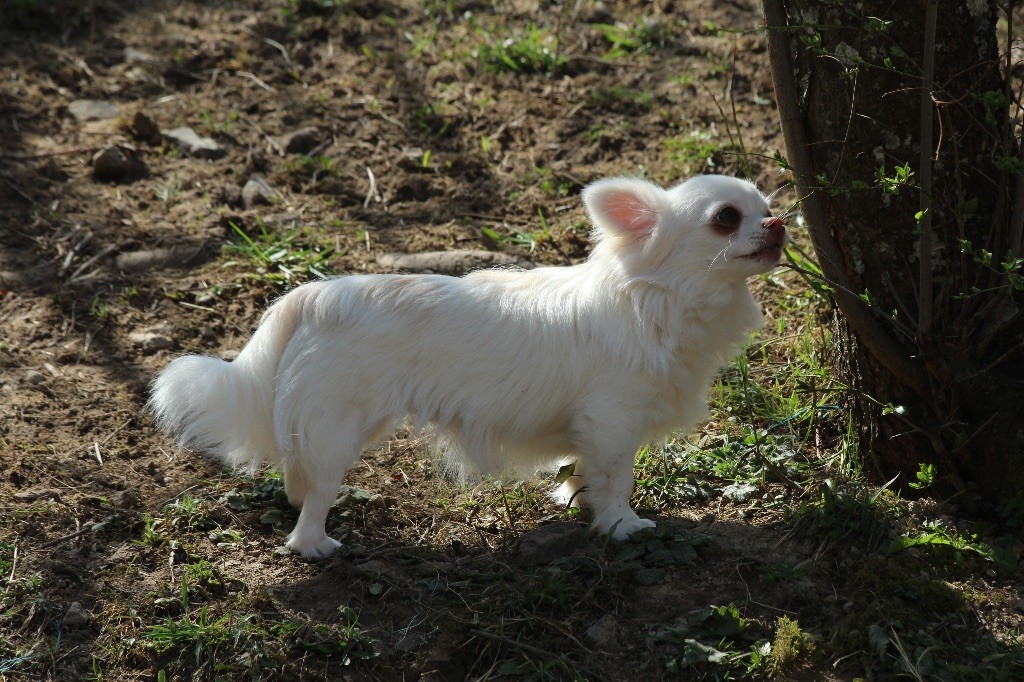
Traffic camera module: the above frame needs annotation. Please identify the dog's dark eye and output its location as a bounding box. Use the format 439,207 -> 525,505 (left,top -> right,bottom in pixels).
715,206 -> 742,226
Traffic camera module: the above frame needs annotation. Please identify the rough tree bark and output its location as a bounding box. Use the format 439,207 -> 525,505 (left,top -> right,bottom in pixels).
764,1 -> 1024,504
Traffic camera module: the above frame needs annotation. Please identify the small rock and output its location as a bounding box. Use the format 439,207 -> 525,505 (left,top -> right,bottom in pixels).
123,47 -> 158,64
512,521 -> 587,567
632,566 -> 667,585
63,601 -> 90,627
25,369 -> 48,385
14,489 -> 61,502
110,489 -> 139,509
278,126 -> 321,155
585,614 -> 620,649
129,328 -> 173,353
163,126 -> 225,159
260,509 -> 288,527
131,110 -> 161,141
377,250 -> 532,276
241,176 -> 279,208
115,245 -> 205,273
92,144 -> 147,182
68,99 -> 120,122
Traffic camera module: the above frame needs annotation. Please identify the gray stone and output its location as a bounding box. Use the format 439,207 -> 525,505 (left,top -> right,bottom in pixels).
279,126 -> 322,155
123,48 -> 158,64
585,614 -> 620,648
129,328 -> 173,353
68,99 -> 120,122
14,488 -> 61,502
512,521 -> 587,567
241,176 -> 279,208
25,370 -> 48,385
92,144 -> 146,182
63,601 -> 90,627
377,250 -> 532,276
115,245 -> 205,273
163,126 -> 225,159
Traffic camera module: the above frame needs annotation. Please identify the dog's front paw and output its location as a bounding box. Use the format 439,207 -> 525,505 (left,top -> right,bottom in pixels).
593,509 -> 657,540
285,533 -> 342,559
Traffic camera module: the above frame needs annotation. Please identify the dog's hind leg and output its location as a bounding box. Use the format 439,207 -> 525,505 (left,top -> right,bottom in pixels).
285,471 -> 345,558
280,418 -> 364,558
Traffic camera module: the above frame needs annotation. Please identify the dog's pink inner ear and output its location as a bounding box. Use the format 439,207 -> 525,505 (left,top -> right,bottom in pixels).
599,190 -> 659,236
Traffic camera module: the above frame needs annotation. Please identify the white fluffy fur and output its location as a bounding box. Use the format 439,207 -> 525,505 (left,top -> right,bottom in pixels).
149,174 -> 787,558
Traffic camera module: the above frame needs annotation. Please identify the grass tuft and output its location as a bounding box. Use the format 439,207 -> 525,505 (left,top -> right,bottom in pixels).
478,25 -> 564,75
223,221 -> 335,287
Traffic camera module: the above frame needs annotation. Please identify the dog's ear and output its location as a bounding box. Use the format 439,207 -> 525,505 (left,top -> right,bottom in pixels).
582,178 -> 666,242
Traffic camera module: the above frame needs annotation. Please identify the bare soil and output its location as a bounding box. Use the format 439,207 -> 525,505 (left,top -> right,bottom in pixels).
2,1 -> 1022,680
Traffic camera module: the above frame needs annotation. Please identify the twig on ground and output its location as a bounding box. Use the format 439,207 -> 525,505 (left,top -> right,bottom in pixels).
468,628 -> 611,682
4,545 -> 17,591
237,71 -> 276,93
98,417 -> 133,447
176,300 -> 221,315
364,167 -> 380,208
58,231 -> 92,277
39,525 -> 97,550
0,146 -> 103,160
68,244 -> 117,282
240,25 -> 293,69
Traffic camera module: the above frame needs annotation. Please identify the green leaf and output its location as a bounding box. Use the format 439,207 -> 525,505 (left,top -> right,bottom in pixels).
553,462 -> 576,485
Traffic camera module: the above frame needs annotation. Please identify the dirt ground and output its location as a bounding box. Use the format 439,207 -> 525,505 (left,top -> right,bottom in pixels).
2,0 -> 1022,680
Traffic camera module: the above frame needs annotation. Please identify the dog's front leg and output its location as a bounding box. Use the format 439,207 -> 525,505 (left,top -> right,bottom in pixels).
571,424 -> 656,540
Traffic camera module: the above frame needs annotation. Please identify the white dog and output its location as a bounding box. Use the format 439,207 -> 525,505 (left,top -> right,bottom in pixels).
149,175 -> 787,558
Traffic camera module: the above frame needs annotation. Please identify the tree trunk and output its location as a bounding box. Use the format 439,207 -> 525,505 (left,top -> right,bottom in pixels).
765,2 -> 1024,503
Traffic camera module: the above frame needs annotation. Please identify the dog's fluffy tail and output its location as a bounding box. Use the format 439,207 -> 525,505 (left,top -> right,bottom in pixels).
147,286 -> 310,471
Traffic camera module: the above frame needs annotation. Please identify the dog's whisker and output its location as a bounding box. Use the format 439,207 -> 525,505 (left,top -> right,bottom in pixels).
765,184 -> 787,204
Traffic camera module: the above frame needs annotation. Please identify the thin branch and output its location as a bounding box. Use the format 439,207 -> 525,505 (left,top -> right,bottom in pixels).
916,0 -> 938,335
762,0 -> 928,394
